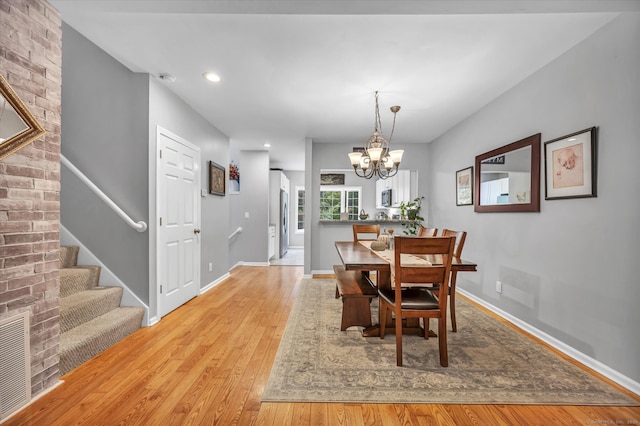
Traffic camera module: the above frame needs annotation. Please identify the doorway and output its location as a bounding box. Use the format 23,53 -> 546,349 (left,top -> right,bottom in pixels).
155,126 -> 201,317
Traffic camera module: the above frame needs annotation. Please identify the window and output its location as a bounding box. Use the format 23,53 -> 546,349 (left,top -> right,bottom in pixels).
295,186 -> 305,234
319,186 -> 362,220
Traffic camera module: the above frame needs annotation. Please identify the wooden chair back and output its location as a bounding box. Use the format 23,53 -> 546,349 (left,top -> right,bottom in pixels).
393,236 -> 454,296
352,224 -> 380,242
440,229 -> 467,333
441,229 -> 467,258
417,226 -> 438,237
379,236 -> 455,367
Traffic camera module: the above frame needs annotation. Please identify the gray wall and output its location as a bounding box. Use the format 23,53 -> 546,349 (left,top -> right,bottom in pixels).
428,13 -> 640,383
148,79 -> 230,287
61,23 -> 232,310
61,23 -> 150,302
229,150 -> 270,267
309,142 -> 429,274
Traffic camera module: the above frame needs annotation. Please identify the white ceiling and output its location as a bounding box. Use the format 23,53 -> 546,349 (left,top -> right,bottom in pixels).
51,1 -> 634,171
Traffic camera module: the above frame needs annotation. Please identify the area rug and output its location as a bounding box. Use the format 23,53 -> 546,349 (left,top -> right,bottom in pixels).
263,279 -> 638,405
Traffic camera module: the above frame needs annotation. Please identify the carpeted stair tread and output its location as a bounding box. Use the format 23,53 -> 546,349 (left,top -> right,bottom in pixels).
58,245 -> 145,374
59,306 -> 144,375
60,286 -> 124,333
59,266 -> 101,298
59,245 -> 79,268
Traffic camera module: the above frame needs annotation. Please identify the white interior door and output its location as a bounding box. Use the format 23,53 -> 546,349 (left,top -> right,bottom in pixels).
157,127 -> 201,317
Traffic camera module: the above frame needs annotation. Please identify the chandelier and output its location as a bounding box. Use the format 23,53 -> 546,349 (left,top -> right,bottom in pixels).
348,91 -> 404,179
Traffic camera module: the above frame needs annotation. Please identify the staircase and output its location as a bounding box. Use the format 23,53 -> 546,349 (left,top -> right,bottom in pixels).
58,246 -> 145,375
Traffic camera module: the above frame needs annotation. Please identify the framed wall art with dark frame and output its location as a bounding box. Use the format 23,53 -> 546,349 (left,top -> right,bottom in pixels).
455,166 -> 473,206
0,73 -> 46,160
209,161 -> 226,196
544,127 -> 597,200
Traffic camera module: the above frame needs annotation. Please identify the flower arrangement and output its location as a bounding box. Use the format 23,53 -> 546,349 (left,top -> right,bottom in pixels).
229,163 -> 239,182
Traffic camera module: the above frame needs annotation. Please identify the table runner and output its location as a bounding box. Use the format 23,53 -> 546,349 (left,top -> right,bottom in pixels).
358,240 -> 432,266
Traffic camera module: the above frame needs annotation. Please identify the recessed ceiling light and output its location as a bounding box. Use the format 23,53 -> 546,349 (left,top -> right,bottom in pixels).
264,143 -> 271,148
203,72 -> 221,82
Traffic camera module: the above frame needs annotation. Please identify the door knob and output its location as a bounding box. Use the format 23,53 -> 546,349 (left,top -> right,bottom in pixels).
193,228 -> 201,234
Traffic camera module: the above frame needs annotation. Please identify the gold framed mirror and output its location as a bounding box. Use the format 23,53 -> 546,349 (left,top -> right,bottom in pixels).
474,133 -> 541,213
0,74 -> 45,160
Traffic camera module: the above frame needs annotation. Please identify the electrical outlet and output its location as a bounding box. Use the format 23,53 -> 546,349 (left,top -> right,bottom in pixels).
208,262 -> 213,272
496,281 -> 503,294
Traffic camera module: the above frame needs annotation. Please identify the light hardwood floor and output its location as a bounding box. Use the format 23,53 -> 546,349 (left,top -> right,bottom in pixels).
7,266 -> 639,425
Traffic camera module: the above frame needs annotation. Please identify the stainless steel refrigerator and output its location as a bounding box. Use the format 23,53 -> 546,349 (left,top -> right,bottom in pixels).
279,189 -> 289,257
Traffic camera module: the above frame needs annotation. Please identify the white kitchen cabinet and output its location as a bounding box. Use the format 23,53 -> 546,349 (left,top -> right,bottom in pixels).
375,179 -> 384,208
480,177 -> 509,205
268,225 -> 276,259
376,169 -> 417,208
280,172 -> 290,192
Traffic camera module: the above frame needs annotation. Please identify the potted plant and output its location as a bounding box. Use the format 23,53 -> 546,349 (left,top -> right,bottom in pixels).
399,196 -> 425,235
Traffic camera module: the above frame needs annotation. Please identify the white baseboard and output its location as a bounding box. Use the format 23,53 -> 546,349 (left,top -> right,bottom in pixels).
458,288 -> 640,397
230,261 -> 270,270
60,226 -> 150,326
311,269 -> 334,276
200,273 -> 230,294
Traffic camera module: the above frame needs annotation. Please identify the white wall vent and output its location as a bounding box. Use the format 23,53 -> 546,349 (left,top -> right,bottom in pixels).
0,311 -> 31,421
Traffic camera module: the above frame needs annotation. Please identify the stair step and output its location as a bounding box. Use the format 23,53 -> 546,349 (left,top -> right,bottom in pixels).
59,245 -> 79,268
59,306 -> 145,375
60,286 -> 124,333
60,266 -> 101,297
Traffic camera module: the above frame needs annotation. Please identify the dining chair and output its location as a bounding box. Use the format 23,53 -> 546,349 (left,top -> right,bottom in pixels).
417,226 -> 438,237
379,235 -> 455,367
352,224 -> 381,242
440,229 -> 467,332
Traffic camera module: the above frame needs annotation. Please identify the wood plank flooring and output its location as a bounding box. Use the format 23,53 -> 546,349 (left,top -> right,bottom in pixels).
7,266 -> 639,425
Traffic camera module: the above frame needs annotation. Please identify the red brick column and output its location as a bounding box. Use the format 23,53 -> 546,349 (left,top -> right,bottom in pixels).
0,0 -> 62,396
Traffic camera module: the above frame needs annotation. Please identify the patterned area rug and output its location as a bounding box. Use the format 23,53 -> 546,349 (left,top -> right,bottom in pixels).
263,279 -> 638,405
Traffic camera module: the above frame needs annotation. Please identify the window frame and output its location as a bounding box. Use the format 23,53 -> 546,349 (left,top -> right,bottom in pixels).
294,186 -> 305,234
319,185 -> 362,221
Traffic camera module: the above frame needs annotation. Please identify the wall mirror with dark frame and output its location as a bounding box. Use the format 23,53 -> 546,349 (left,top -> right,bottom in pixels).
474,133 -> 541,213
0,74 -> 45,161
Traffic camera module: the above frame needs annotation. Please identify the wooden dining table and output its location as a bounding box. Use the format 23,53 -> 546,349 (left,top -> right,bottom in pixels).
334,240 -> 478,337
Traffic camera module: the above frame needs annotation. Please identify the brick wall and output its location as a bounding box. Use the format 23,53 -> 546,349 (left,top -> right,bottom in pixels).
0,0 -> 62,396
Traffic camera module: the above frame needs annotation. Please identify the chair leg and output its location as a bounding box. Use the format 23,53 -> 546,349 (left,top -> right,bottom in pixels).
449,271 -> 458,332
424,318 -> 429,339
379,300 -> 387,339
395,308 -> 403,366
438,317 -> 448,367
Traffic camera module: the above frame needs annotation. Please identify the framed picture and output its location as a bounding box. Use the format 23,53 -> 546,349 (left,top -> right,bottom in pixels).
544,127 -> 597,200
209,161 -> 225,196
229,161 -> 240,194
320,173 -> 345,185
456,166 -> 473,206
0,74 -> 45,160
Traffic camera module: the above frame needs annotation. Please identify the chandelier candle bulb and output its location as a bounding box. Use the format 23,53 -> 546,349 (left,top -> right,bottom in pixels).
348,152 -> 362,166
368,147 -> 383,162
389,150 -> 404,164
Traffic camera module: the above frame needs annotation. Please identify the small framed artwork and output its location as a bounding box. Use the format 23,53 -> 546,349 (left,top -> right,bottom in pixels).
209,161 -> 225,196
544,127 -> 597,200
456,166 -> 473,206
320,173 -> 345,185
229,161 -> 240,194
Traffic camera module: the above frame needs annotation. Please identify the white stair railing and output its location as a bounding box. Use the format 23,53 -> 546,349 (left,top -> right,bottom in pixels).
228,227 -> 243,240
61,155 -> 148,233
